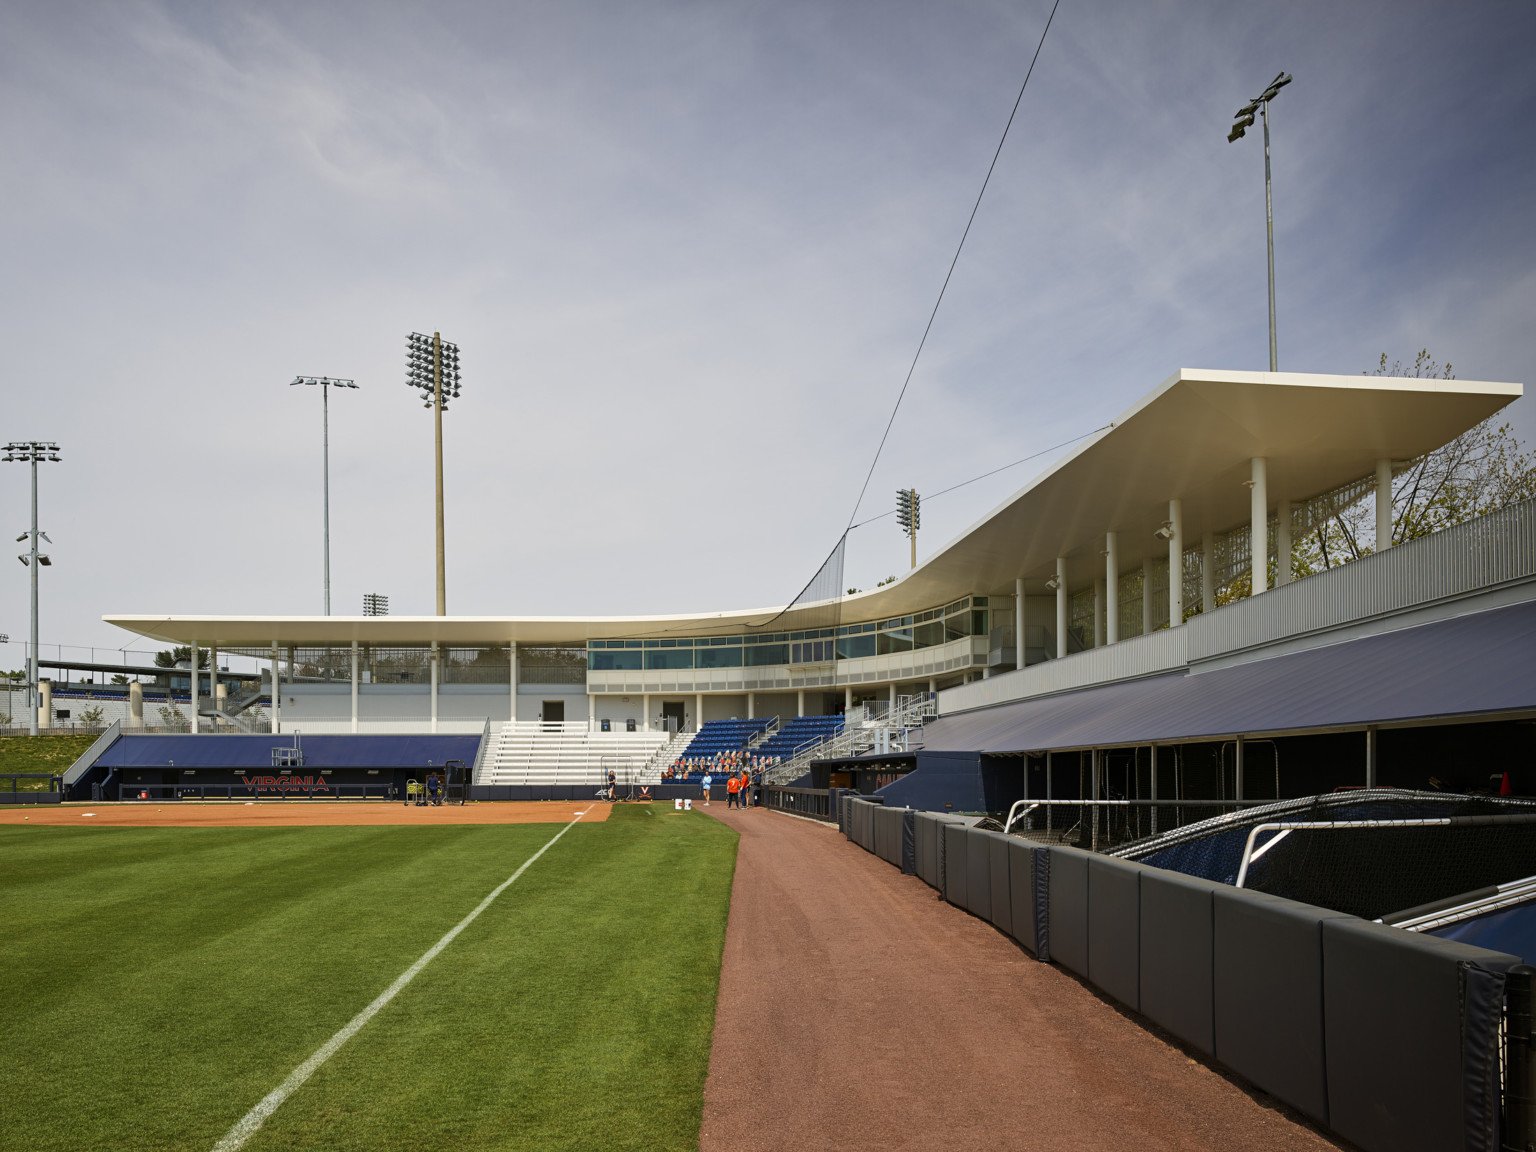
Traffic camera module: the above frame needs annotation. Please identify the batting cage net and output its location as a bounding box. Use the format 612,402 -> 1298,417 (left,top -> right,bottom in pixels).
1111,790 -> 1536,921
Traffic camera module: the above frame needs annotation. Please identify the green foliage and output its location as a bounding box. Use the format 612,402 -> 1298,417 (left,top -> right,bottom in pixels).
0,806 -> 737,1150
76,705 -> 106,726
1289,351 -> 1536,576
0,734 -> 98,784
154,647 -> 209,669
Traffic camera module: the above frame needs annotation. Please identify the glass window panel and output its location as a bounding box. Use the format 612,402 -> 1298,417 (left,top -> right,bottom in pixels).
836,635 -> 876,660
878,630 -> 913,654
914,621 -> 944,649
744,644 -> 789,667
695,646 -> 743,668
590,651 -> 642,671
644,649 -> 694,670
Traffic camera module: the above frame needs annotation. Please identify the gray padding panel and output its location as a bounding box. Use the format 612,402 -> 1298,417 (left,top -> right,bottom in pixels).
942,821 -> 968,908
964,829 -> 993,919
1047,846 -> 1090,978
1213,887 -> 1355,1125
901,811 -> 916,875
1087,855 -> 1143,1011
1007,838 -> 1035,952
988,832 -> 1012,936
914,815 -> 932,885
1322,919 -> 1518,1152
1139,868 -> 1225,1056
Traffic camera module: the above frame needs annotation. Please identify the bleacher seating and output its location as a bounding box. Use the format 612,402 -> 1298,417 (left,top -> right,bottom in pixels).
482,722 -> 671,787
671,718 -> 768,770
752,714 -> 844,759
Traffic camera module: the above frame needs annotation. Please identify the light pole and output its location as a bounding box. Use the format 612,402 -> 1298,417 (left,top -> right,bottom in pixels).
290,377 -> 358,615
4,441 -> 60,736
1228,71 -> 1293,372
895,488 -> 921,570
405,333 -> 462,616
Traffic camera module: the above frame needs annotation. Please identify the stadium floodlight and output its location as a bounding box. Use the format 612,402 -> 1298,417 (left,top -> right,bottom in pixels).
290,377 -> 359,616
406,332 -> 463,616
894,488 -> 921,570
362,592 -> 389,617
1228,71 -> 1293,371
4,441 -> 60,736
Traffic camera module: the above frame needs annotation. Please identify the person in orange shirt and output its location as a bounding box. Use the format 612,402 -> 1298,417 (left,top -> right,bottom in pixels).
726,771 -> 741,810
738,769 -> 750,809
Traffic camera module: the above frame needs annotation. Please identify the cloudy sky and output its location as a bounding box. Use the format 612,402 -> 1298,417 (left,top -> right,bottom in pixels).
1,0 -> 1532,667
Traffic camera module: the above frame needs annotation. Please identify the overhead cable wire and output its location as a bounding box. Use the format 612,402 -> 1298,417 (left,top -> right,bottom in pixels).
849,422 -> 1110,531
843,0 -> 1063,532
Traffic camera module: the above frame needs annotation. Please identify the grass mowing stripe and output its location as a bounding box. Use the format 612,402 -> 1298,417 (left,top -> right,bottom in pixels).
211,809 -> 589,1152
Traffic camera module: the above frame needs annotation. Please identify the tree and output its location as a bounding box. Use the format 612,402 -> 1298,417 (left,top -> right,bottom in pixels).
1293,351 -> 1536,575
155,647 -> 209,669
77,705 -> 106,726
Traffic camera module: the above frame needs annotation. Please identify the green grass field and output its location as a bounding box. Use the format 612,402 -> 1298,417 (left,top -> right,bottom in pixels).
0,734 -> 98,789
0,804 -> 738,1151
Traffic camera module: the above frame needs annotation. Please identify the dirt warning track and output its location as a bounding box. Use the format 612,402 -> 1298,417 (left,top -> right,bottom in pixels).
0,800 -> 611,828
700,807 -> 1341,1152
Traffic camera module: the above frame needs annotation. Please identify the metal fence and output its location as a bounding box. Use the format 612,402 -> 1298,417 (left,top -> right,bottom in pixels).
764,785 -> 833,821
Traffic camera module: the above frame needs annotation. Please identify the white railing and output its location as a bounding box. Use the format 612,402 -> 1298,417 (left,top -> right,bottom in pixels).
1186,497 -> 1536,661
940,499 -> 1536,716
940,627 -> 1187,715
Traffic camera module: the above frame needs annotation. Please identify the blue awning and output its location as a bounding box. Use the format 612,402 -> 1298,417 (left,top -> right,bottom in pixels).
923,597 -> 1536,754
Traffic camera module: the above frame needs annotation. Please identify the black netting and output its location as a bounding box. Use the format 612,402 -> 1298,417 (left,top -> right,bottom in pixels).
1114,790 -> 1536,920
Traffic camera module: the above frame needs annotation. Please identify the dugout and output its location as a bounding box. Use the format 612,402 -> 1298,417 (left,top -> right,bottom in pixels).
73,733 -> 484,801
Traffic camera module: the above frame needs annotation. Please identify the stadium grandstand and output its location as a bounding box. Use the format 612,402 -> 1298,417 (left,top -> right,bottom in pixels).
70,366 -> 1530,815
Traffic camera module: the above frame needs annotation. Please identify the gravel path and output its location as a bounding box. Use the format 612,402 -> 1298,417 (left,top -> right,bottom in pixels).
700,807 -> 1343,1152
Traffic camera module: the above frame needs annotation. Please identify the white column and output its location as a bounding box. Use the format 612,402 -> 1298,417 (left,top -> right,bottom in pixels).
1093,576 -> 1105,647
1375,459 -> 1393,551
641,692 -> 650,731
695,691 -> 704,732
510,642 -> 518,725
429,642 -> 439,733
1276,499 -> 1292,587
844,685 -> 853,714
1015,578 -> 1026,669
747,692 -> 755,720
1054,558 -> 1068,659
208,646 -> 218,725
889,682 -> 897,710
350,640 -> 359,733
1250,457 -> 1268,595
1202,531 -> 1215,614
796,689 -> 805,717
39,679 -> 51,729
589,693 -> 596,728
189,637 -> 199,733
1168,499 -> 1184,626
271,642 -> 281,734
1104,531 -> 1119,643
928,677 -> 937,694
1141,555 -> 1153,635
129,680 -> 143,728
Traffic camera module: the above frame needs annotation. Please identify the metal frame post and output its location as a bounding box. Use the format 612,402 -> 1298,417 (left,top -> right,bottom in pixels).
433,334 -> 447,616
28,456 -> 39,735
1235,735 -> 1245,801
1262,96 -> 1278,371
1365,725 -> 1377,788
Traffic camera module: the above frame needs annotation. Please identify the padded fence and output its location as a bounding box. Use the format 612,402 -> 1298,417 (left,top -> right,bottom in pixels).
835,807 -> 1520,1152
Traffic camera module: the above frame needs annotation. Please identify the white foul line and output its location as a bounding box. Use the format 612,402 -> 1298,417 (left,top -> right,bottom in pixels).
212,809 -> 590,1152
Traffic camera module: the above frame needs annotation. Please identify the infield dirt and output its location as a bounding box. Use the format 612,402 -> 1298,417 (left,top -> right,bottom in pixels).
700,806 -> 1343,1152
0,799 -> 611,827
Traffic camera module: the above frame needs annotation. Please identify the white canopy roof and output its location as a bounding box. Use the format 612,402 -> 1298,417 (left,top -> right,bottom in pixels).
107,368 -> 1521,648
